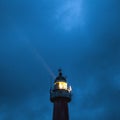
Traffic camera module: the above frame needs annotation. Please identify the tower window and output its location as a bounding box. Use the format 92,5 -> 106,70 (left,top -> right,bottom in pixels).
54,82 -> 67,90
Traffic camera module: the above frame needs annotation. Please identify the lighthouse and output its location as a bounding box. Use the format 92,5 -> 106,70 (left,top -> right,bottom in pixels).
50,69 -> 72,120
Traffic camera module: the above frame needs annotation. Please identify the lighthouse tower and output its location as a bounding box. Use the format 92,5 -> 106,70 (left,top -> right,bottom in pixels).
50,69 -> 72,120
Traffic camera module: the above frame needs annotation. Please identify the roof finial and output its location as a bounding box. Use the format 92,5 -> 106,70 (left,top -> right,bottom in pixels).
58,69 -> 62,76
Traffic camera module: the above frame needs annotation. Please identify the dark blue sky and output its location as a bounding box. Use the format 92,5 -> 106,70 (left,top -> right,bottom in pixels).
0,0 -> 120,119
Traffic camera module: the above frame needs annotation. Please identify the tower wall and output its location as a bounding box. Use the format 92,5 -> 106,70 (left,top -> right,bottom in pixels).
53,98 -> 69,120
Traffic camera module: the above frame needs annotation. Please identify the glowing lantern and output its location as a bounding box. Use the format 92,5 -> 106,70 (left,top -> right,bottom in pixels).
55,82 -> 67,90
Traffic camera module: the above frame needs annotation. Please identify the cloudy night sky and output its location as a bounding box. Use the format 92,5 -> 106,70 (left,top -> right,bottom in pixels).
0,0 -> 120,119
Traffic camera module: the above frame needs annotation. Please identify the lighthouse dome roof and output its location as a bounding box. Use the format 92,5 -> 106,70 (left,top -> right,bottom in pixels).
54,69 -> 66,83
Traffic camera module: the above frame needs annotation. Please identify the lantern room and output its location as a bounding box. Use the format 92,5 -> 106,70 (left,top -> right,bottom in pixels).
50,69 -> 72,102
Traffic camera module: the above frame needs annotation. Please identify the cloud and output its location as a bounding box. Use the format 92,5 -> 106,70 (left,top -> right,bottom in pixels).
53,0 -> 83,31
